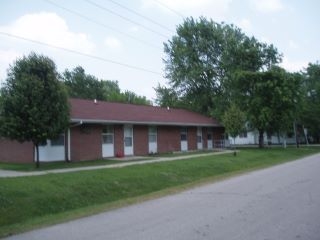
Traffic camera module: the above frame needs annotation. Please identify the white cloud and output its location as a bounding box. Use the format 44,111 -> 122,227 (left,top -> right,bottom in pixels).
104,36 -> 122,49
250,0 -> 284,13
280,57 -> 307,72
0,12 -> 95,54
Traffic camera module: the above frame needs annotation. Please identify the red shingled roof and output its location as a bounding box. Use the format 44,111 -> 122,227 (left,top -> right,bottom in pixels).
69,98 -> 222,127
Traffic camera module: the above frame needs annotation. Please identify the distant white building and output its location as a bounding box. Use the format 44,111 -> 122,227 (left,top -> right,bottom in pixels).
229,130 -> 297,145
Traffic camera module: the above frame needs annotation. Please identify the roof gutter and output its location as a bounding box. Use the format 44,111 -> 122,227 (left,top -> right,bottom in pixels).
70,120 -> 83,128
70,118 -> 222,127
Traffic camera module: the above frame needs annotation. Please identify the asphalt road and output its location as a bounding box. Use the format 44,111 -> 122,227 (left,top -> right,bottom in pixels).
5,153 -> 320,240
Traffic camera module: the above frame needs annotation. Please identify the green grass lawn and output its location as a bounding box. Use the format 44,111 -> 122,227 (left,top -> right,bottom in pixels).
0,147 -> 319,237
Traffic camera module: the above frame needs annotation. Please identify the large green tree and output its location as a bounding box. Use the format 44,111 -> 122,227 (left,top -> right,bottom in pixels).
62,66 -> 105,100
234,66 -> 302,148
0,53 -> 69,167
101,80 -> 122,101
159,17 -> 281,117
301,62 -> 320,142
62,66 -> 151,105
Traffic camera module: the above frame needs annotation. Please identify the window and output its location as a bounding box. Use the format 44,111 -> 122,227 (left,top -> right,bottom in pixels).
102,135 -> 113,144
124,137 -> 132,147
239,131 -> 247,138
51,134 -> 65,146
148,126 -> 157,143
181,127 -> 187,141
102,126 -> 114,144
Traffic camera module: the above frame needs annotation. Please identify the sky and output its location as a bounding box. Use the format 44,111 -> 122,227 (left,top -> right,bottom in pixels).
0,0 -> 319,102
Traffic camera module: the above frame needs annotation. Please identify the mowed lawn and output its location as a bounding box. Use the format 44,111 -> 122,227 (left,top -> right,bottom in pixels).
0,147 -> 319,237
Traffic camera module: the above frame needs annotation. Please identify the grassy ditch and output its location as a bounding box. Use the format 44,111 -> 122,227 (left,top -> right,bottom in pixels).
0,147 -> 319,237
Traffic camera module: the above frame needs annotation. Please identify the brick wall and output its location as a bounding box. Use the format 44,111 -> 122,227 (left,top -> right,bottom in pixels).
0,138 -> 34,163
133,125 -> 148,155
114,124 -> 124,156
187,127 -> 197,151
157,126 -> 180,153
70,124 -> 102,161
0,124 -> 225,163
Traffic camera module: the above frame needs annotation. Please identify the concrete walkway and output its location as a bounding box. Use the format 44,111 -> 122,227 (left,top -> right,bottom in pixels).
0,150 -> 233,178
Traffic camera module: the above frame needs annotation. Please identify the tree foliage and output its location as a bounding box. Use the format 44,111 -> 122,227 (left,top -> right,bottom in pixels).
62,66 -> 104,100
301,62 -> 320,142
234,66 -> 302,147
157,16 -> 316,147
0,53 -> 69,167
159,17 -> 281,117
61,66 -> 151,105
222,104 -> 246,139
222,104 -> 246,155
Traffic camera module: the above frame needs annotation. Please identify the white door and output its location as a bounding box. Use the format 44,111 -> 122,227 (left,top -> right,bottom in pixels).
38,134 -> 65,162
102,126 -> 114,157
197,127 -> 203,150
207,132 -> 213,149
148,126 -> 157,154
180,127 -> 188,151
124,125 -> 134,155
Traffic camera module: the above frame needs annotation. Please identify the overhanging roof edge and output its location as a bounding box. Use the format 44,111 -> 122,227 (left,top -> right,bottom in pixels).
70,118 -> 222,127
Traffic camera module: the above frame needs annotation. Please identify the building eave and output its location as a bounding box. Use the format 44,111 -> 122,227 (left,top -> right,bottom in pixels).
70,118 -> 222,127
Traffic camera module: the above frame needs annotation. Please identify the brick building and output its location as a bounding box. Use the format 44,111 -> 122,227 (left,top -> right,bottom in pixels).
0,98 -> 224,163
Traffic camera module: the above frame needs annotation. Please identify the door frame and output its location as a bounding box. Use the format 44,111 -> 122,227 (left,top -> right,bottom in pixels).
148,126 -> 157,154
180,127 -> 188,151
102,125 -> 114,157
124,125 -> 134,155
197,127 -> 203,150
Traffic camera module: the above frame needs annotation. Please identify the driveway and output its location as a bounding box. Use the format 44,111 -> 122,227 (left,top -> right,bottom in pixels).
4,153 -> 320,240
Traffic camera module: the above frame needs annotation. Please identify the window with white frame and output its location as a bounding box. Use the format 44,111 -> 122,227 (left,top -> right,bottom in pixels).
148,126 -> 157,143
181,127 -> 187,141
102,126 -> 114,144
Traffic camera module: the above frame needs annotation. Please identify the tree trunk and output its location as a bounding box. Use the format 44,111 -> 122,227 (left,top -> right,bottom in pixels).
293,121 -> 299,148
65,131 -> 70,162
258,129 -> 264,148
233,138 -> 237,156
35,143 -> 40,168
